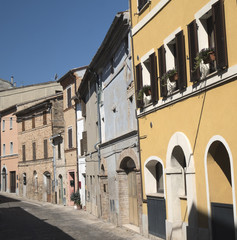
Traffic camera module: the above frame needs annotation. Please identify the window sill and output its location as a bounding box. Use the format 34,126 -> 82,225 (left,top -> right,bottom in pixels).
179,195 -> 187,200
147,193 -> 165,198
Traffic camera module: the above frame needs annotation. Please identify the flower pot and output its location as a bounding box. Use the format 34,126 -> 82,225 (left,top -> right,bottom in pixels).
144,89 -> 151,96
169,73 -> 178,82
74,204 -> 82,210
204,51 -> 215,64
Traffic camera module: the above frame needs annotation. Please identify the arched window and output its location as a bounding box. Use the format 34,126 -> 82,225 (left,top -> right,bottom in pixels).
145,159 -> 164,195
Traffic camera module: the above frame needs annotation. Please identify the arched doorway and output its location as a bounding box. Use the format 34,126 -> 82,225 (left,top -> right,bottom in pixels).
205,138 -> 235,240
144,157 -> 166,239
166,132 -> 197,240
43,172 -> 51,202
23,173 -> 27,197
119,157 -> 139,226
2,167 -> 7,192
58,174 -> 64,204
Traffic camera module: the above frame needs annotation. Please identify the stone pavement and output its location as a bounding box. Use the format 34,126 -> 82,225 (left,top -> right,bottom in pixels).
0,192 -> 149,240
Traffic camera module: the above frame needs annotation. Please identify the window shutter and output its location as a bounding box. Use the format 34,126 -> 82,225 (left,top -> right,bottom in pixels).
212,0 -> 228,70
44,139 -> 48,159
149,53 -> 159,102
67,87 -> 72,108
68,128 -> 72,149
158,45 -> 167,97
43,111 -> 47,125
82,131 -> 87,154
176,30 -> 187,90
81,99 -> 86,117
22,120 -> 25,131
32,142 -> 36,161
188,20 -> 200,82
135,63 -> 143,108
32,116 -> 35,128
80,139 -> 84,156
22,145 -> 26,161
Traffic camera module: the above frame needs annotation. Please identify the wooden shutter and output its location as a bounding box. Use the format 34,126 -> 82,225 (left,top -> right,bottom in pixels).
32,116 -> 35,128
82,131 -> 87,154
43,111 -> 47,125
58,143 -> 61,159
32,142 -> 36,161
212,0 -> 228,70
68,128 -> 72,149
80,139 -> 84,156
176,30 -> 187,90
158,45 -> 167,97
149,53 -> 159,102
22,145 -> 26,161
44,139 -> 48,159
67,87 -> 72,108
22,120 -> 25,131
135,63 -> 143,108
81,99 -> 86,117
188,20 -> 200,82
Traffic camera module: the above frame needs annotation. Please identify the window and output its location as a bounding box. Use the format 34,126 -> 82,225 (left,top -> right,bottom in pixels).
22,145 -> 26,161
193,0 -> 228,79
43,111 -> 47,125
22,120 -> 25,131
44,139 -> 48,159
32,142 -> 36,161
68,127 -> 72,149
136,52 -> 158,107
58,143 -> 61,159
10,117 -> 13,130
67,87 -> 72,108
159,30 -> 187,97
32,116 -> 35,129
3,144 -> 6,156
2,120 -> 5,132
138,0 -> 148,11
10,142 -> 13,154
80,131 -> 87,155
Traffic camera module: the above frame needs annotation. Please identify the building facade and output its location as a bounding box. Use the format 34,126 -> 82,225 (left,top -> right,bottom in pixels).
0,106 -> 18,194
16,93 -> 63,203
58,67 -> 87,206
130,0 -> 237,239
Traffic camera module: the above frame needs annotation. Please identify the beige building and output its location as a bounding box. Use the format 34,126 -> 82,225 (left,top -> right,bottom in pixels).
16,93 -> 63,203
58,66 -> 87,206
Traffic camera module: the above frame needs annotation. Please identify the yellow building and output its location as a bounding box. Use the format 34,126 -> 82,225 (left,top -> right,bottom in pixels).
129,0 -> 237,239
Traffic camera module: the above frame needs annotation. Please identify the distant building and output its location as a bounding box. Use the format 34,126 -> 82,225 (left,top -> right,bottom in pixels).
0,78 -> 14,91
15,93 -> 63,203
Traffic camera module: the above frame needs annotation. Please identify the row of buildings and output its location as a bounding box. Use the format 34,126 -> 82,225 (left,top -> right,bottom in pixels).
1,0 -> 237,239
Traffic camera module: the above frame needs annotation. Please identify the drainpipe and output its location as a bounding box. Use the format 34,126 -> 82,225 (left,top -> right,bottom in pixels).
128,2 -> 146,203
74,75 -> 80,192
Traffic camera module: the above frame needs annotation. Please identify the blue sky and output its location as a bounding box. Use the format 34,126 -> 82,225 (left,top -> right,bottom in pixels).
0,0 -> 128,86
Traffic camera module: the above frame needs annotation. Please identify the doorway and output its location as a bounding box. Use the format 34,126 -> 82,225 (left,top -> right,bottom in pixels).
10,171 -> 16,193
44,172 -> 51,202
2,168 -> 7,192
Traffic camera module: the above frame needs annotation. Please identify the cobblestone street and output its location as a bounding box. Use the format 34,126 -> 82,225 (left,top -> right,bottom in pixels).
0,193 -> 148,240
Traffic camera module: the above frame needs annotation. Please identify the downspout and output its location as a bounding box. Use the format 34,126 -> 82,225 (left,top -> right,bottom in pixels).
128,1 -> 145,203
49,136 -> 56,203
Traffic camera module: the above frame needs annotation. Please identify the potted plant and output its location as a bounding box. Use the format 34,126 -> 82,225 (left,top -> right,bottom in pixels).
193,47 -> 215,71
70,191 -> 81,209
161,69 -> 178,85
137,85 -> 151,100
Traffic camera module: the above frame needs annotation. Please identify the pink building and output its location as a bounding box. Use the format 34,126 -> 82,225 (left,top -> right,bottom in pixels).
0,105 -> 19,194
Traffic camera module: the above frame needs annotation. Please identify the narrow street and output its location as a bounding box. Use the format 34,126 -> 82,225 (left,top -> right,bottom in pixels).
0,193 -> 148,240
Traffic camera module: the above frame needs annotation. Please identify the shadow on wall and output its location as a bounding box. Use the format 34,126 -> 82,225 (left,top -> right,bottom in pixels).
0,196 -> 74,240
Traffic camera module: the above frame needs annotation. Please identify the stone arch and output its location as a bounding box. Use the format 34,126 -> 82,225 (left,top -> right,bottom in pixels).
144,156 -> 166,197
166,132 -> 197,239
117,148 -> 139,172
100,157 -> 107,176
204,135 -> 236,239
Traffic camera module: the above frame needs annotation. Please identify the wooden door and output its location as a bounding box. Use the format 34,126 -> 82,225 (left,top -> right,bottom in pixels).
128,171 -> 138,226
10,171 -> 16,193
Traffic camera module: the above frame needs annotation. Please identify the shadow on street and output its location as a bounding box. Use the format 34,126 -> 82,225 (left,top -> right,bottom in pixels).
0,195 -> 75,240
